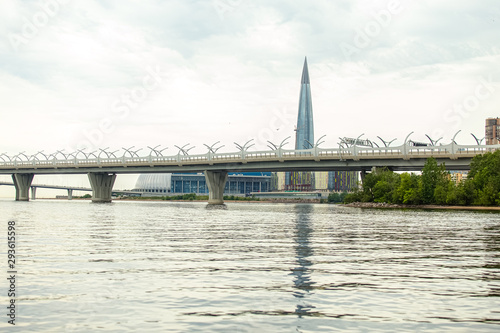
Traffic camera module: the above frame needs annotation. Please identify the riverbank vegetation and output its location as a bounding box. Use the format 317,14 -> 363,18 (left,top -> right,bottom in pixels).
344,150 -> 500,206
327,192 -> 349,203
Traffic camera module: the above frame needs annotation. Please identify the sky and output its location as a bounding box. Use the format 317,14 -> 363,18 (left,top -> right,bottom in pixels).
1,0 -> 499,197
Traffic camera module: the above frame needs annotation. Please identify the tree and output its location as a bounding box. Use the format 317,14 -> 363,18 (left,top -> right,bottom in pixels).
393,172 -> 421,204
343,188 -> 363,203
434,183 -> 449,205
358,168 -> 399,203
468,150 -> 500,205
328,192 -> 344,203
420,158 -> 449,204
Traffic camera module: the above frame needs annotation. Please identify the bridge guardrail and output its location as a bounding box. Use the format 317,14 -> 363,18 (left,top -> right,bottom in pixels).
1,142 -> 500,171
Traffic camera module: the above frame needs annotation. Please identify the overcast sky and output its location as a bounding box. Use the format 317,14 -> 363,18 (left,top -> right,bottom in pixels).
1,0 -> 499,196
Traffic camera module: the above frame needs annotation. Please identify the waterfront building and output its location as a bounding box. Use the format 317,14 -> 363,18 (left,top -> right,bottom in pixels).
314,172 -> 329,191
485,117 -> 500,145
134,172 -> 271,196
271,172 -> 287,191
329,171 -> 358,192
272,170 -> 357,192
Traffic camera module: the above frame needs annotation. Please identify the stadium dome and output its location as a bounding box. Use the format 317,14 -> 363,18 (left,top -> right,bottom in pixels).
134,173 -> 172,193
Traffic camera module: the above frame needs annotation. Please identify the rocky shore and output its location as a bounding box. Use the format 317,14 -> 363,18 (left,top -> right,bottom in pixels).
343,202 -> 500,211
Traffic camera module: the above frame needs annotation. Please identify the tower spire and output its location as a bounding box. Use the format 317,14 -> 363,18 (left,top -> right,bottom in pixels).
301,57 -> 310,84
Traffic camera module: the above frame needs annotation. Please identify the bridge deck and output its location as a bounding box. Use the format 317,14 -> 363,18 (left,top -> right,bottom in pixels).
0,144 -> 496,174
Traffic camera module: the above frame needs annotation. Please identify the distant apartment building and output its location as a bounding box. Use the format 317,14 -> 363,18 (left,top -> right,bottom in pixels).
449,170 -> 468,184
271,170 -> 358,192
485,117 -> 500,145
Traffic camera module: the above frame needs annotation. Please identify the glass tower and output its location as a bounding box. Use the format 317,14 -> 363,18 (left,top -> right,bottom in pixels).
295,57 -> 314,150
287,57 -> 315,191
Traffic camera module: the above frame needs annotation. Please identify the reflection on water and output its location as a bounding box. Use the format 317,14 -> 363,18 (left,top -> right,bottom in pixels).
484,224 -> 500,297
1,199 -> 500,332
291,204 -> 316,316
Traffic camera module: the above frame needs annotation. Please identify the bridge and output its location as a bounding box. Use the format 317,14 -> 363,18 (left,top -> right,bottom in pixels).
0,181 -> 141,200
1,133 -> 498,204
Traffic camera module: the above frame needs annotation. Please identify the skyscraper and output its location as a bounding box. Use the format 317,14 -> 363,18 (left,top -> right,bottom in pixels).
271,57 -> 358,192
272,57 -> 358,193
286,57 -> 315,191
295,57 -> 314,150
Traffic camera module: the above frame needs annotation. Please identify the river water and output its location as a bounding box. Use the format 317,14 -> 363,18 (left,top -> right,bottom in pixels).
1,199 -> 499,332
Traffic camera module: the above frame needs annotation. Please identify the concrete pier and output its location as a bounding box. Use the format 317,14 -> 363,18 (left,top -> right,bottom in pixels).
88,173 -> 116,203
360,170 -> 368,184
68,189 -> 73,200
31,186 -> 37,200
205,170 -> 228,205
12,173 -> 34,201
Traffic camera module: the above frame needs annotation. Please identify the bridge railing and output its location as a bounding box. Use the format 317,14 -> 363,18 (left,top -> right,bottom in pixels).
1,142 -> 500,170
211,153 -> 242,161
150,156 -> 177,163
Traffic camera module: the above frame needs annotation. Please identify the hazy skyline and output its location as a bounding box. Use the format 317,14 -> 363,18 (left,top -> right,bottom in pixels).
1,0 -> 499,196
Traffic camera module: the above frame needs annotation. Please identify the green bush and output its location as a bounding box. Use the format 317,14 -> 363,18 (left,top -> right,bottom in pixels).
328,192 -> 348,203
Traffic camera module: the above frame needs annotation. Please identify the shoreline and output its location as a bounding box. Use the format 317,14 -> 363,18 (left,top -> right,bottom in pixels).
6,197 -> 500,211
26,197 -> 322,204
342,202 -> 500,211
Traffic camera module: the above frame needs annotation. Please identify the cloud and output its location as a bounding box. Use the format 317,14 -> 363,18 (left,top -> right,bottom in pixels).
1,0 -> 500,195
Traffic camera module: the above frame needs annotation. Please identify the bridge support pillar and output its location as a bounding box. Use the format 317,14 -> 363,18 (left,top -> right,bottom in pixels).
205,170 -> 228,205
12,174 -> 34,201
68,189 -> 73,200
88,173 -> 116,203
360,170 -> 367,184
31,187 -> 37,200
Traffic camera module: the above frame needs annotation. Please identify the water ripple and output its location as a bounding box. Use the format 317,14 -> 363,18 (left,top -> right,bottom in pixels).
1,200 -> 499,332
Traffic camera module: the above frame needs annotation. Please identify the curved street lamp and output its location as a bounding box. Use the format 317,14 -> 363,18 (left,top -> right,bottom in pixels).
471,133 -> 485,145
74,149 -> 91,159
30,151 -> 50,161
50,150 -> 69,160
451,130 -> 461,144
175,144 -> 195,156
122,146 -> 142,158
404,132 -> 414,145
148,145 -> 168,157
267,136 -> 290,150
305,135 -> 326,149
425,134 -> 443,146
0,153 -> 11,162
13,152 -> 30,161
87,151 -> 98,159
377,136 -> 397,147
204,141 -> 225,154
98,148 -> 118,159
234,139 -> 255,152
355,133 -> 365,145
338,137 -> 349,147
